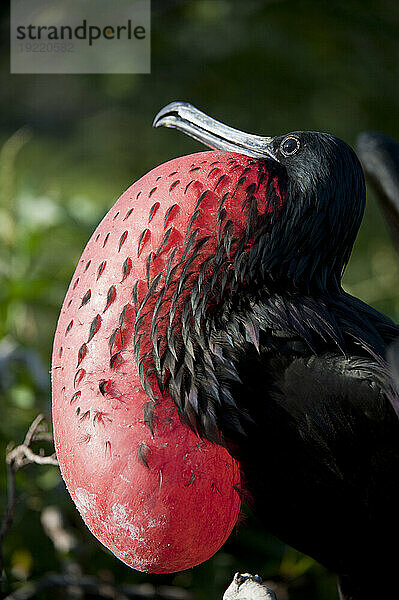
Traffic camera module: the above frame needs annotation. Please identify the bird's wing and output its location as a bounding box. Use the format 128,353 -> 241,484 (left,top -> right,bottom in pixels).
232,347 -> 399,578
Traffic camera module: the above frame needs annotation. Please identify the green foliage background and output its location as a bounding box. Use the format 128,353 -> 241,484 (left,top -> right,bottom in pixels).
1,1 -> 398,598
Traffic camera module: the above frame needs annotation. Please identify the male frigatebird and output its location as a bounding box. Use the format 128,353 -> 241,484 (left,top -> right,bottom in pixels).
52,103 -> 399,600
152,103 -> 399,600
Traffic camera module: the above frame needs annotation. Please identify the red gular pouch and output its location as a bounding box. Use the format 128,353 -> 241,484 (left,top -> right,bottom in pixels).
52,149 -> 283,573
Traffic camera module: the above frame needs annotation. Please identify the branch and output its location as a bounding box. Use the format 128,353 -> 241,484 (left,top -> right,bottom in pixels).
6,444 -> 58,468
0,414 -> 58,575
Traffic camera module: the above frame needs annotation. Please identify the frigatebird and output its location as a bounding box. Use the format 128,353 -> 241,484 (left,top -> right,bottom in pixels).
153,103 -> 399,600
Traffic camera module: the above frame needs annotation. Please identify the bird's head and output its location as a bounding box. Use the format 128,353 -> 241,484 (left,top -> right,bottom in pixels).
154,102 -> 365,293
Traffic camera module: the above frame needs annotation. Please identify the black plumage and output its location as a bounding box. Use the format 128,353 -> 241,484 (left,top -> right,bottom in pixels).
150,103 -> 399,600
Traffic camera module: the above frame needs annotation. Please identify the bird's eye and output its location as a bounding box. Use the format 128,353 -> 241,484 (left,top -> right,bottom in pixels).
280,137 -> 300,157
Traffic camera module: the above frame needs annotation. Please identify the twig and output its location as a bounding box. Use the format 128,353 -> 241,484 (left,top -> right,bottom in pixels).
0,414 -> 58,576
6,444 -> 58,468
5,414 -> 58,470
23,413 -> 46,446
28,432 -> 54,443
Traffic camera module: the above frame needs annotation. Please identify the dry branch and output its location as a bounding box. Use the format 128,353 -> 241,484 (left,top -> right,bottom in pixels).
0,414 -> 58,575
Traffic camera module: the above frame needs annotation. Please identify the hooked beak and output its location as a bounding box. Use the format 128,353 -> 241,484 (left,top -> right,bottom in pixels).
153,101 -> 278,161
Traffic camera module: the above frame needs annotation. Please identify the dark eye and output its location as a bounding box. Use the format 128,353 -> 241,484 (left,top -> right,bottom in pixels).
280,136 -> 300,157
